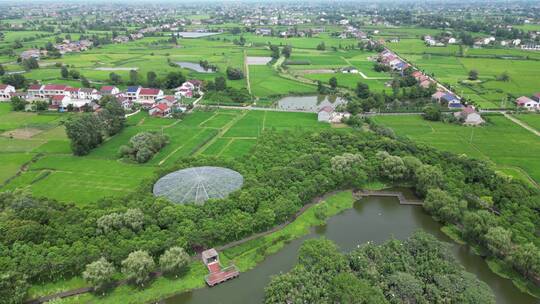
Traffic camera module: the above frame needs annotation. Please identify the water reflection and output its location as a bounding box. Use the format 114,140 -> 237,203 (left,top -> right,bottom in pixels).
276,95 -> 346,112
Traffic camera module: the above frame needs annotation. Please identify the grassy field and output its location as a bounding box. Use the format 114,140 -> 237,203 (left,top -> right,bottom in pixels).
373,114 -> 540,185
513,114 -> 540,132
1,107 -> 330,204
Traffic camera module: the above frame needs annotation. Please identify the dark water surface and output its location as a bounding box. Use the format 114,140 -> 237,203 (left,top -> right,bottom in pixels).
164,195 -> 538,304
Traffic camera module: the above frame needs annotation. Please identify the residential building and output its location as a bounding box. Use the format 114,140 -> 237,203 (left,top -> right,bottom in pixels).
0,84 -> 16,101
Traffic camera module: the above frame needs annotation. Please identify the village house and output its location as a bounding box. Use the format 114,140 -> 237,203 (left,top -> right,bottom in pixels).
138,88 -> 164,103
100,86 -> 120,96
26,84 -> 44,100
454,106 -> 484,126
42,84 -> 68,98
0,84 -> 16,101
174,80 -> 201,99
255,28 -> 272,36
149,103 -> 171,117
79,88 -> 100,100
516,96 -> 540,111
318,106 -> 334,122
20,49 -> 44,60
125,86 -> 141,101
50,95 -> 70,111
531,93 -> 540,102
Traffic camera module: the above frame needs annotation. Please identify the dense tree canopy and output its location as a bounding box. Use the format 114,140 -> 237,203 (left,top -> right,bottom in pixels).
0,121 -> 538,299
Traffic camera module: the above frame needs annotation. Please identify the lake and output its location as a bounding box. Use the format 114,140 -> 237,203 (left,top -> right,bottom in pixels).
164,194 -> 538,304
276,95 -> 347,112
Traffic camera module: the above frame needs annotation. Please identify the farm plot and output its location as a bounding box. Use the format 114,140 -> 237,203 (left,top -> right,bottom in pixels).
249,65 -> 315,97
2,108 -> 331,204
513,114 -> 540,132
373,114 -> 540,184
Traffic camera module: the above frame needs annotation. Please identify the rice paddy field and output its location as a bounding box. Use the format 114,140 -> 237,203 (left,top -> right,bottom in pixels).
0,105 -> 330,205
385,38 -> 540,109
373,114 -> 540,186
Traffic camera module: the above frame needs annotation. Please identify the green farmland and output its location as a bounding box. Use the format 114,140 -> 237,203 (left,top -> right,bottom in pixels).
385,38 -> 540,109
0,106 -> 330,205
373,114 -> 540,185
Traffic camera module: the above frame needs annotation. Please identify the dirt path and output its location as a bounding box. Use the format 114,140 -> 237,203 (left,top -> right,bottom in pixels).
193,111 -> 247,156
243,50 -> 252,96
504,113 -> 540,137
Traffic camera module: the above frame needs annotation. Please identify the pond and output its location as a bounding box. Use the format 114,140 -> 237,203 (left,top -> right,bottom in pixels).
163,194 -> 537,304
176,32 -> 220,38
276,95 -> 347,112
175,62 -> 215,73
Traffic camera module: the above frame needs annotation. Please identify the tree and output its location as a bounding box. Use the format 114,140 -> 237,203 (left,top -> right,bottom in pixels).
485,226 -> 513,257
424,188 -> 466,223
61,65 -> 69,78
415,164 -> 444,196
82,257 -> 116,293
0,272 -> 29,304
468,69 -> 479,80
121,250 -> 155,286
496,71 -> 510,82
423,104 -> 442,121
64,114 -> 104,156
81,76 -> 91,88
22,58 -> 39,71
10,96 -> 27,111
355,82 -> 370,99
226,67 -> 244,80
329,77 -> 338,89
109,72 -> 122,85
163,71 -> 186,89
99,96 -> 126,136
269,45 -> 280,59
281,45 -> 292,58
159,247 -> 190,276
329,273 -> 386,304
0,64 -> 4,76
316,41 -> 326,51
69,69 -> 80,79
2,74 -> 26,88
147,71 -> 158,87
214,76 -> 227,91
377,151 -> 407,181
511,243 -> 540,280
388,272 -> 425,303
129,69 -> 139,85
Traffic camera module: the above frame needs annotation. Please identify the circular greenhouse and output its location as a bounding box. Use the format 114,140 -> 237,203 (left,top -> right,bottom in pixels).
153,166 -> 244,204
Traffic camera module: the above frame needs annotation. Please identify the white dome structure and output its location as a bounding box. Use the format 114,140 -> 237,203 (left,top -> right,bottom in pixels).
153,166 -> 244,204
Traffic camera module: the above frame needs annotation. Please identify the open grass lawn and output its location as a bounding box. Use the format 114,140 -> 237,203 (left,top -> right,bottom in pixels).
373,115 -> 540,184
249,65 -> 315,97
2,109 -> 331,204
513,114 -> 540,132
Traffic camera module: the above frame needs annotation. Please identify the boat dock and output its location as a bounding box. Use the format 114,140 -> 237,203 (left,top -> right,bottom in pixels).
354,190 -> 423,205
202,248 -> 239,286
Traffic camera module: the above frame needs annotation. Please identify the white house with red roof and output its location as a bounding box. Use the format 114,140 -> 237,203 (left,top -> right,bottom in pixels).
149,103 -> 172,117
50,95 -> 70,111
26,84 -> 45,100
138,88 -> 163,102
79,88 -> 100,100
65,87 -> 80,99
42,84 -> 68,98
100,86 -> 120,96
0,84 -> 16,101
516,96 -> 539,111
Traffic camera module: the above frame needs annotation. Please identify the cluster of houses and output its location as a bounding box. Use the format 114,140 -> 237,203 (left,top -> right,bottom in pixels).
54,39 -> 94,55
515,94 -> 540,111
424,35 -> 457,47
255,27 -> 324,38
378,49 -> 411,72
0,80 -> 203,118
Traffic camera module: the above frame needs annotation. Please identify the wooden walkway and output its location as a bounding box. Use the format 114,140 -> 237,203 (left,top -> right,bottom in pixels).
354,190 -> 423,205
